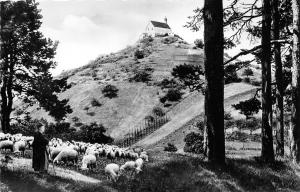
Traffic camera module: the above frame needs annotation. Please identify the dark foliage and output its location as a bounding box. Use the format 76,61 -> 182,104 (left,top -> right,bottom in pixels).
232,98 -> 261,119
165,88 -> 182,101
164,143 -> 178,152
224,64 -> 242,84
184,132 -> 204,154
172,63 -> 205,92
91,98 -> 102,107
152,107 -> 165,117
102,84 -> 119,98
134,49 -> 144,59
130,68 -> 153,83
194,39 -> 204,48
243,68 -> 254,76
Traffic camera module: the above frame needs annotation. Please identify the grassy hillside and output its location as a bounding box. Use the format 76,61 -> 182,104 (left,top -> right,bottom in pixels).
16,35 -> 204,140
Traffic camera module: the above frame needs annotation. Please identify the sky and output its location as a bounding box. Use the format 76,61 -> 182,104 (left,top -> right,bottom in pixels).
37,0 -> 203,75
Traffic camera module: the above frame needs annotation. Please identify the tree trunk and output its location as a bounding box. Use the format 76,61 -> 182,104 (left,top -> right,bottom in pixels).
261,0 -> 275,163
290,0 -> 300,163
272,0 -> 284,157
0,1 -> 3,133
203,0 -> 225,164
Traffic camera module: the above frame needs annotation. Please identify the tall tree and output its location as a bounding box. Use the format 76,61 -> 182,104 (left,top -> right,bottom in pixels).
261,0 -> 275,163
273,0 -> 284,157
203,0 -> 225,164
0,0 -> 72,133
290,0 -> 300,163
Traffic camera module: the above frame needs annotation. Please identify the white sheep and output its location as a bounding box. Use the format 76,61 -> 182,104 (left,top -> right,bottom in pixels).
53,148 -> 78,165
135,158 -> 144,173
81,154 -> 97,171
0,140 -> 14,152
49,147 -> 63,161
139,153 -> 149,162
120,160 -> 137,176
104,163 -> 120,182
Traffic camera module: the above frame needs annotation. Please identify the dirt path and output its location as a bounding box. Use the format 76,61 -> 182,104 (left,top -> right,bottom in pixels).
0,154 -> 101,184
135,83 -> 257,147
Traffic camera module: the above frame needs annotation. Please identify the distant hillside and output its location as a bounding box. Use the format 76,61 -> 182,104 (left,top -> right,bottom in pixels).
15,35 -> 204,140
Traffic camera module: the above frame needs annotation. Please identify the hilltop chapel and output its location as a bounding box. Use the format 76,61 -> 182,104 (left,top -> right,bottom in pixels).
144,17 -> 173,37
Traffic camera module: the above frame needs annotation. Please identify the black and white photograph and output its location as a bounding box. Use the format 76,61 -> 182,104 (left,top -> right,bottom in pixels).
0,0 -> 300,191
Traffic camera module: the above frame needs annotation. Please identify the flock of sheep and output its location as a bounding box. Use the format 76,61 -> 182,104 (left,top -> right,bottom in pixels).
0,133 -> 149,182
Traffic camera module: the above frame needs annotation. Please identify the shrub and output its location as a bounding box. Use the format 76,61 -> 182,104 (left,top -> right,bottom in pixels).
161,36 -> 177,44
225,119 -> 235,128
165,88 -> 182,101
224,112 -> 233,120
72,122 -> 113,144
194,39 -> 204,49
242,77 -> 251,83
134,49 -> 144,59
250,80 -> 262,86
102,84 -> 119,98
184,132 -> 204,154
131,68 -> 152,82
232,97 -> 261,119
10,119 -> 44,136
152,107 -> 165,117
195,121 -> 204,133
224,64 -> 242,84
159,78 -> 180,89
164,143 -> 178,152
159,96 -> 167,103
140,35 -> 153,45
91,98 -> 102,107
243,68 -> 254,77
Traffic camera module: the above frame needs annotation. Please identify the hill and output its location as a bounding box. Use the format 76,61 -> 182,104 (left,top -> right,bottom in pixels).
15,35 -> 204,141
15,34 -> 260,143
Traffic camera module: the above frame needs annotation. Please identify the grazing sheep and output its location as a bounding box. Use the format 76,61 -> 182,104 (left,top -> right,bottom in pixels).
120,161 -> 136,176
13,140 -> 26,156
81,154 -> 97,171
53,149 -> 78,165
139,153 -> 149,162
0,140 -> 14,152
49,147 -> 63,161
107,150 -> 116,161
104,163 -> 120,182
135,158 -> 144,173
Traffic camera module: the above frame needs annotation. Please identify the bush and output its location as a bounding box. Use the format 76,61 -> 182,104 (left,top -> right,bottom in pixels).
165,88 -> 182,101
184,132 -> 204,154
159,96 -> 167,103
131,68 -> 152,82
152,107 -> 165,117
161,36 -> 177,44
232,97 -> 261,119
102,84 -> 119,98
194,39 -> 204,49
10,119 -> 44,136
91,98 -> 102,107
195,121 -> 204,133
159,78 -> 180,89
250,80 -> 262,86
164,143 -> 178,152
140,35 -> 153,45
243,68 -> 254,77
72,122 -> 113,144
134,49 -> 144,59
224,112 -> 233,120
242,77 -> 251,83
225,64 -> 242,84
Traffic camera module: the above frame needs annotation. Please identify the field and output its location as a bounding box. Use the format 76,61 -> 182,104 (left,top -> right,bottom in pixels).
1,147 -> 300,192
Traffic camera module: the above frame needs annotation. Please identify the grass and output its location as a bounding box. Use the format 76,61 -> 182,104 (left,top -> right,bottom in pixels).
114,151 -> 300,192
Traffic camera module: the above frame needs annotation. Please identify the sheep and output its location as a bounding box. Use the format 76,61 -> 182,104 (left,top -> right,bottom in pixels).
49,147 -> 63,161
104,163 -> 120,182
13,140 -> 26,156
0,140 -> 14,152
107,150 -> 116,161
139,153 -> 149,162
81,154 -> 97,171
53,148 -> 78,166
119,160 -> 137,176
135,158 -> 144,173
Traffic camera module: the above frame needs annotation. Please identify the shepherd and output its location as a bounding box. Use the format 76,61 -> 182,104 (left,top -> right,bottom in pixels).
32,123 -> 49,174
